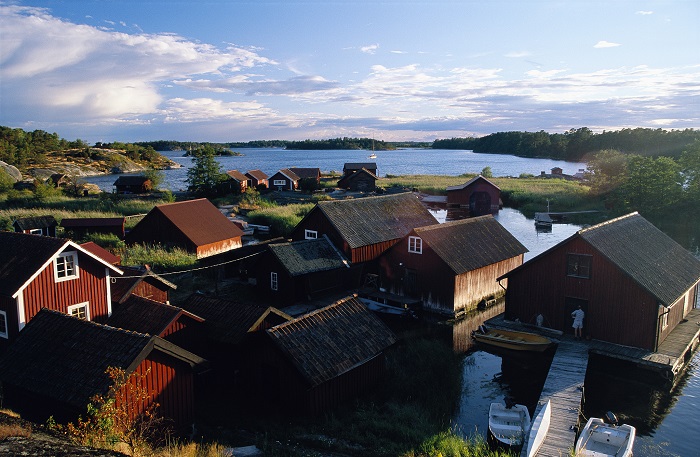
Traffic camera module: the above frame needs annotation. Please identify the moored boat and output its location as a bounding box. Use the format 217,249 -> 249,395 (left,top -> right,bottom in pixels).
488,401 -> 531,448
575,417 -> 635,457
525,399 -> 551,457
472,326 -> 554,352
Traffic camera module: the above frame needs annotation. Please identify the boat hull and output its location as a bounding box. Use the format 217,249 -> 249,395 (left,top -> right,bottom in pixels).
488,402 -> 531,448
525,400 -> 551,457
473,328 -> 553,352
575,418 -> 635,457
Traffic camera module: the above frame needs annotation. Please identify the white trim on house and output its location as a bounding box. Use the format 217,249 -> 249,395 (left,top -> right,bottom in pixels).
29,228 -> 43,235
0,309 -> 8,339
408,236 -> 423,254
305,229 -> 318,240
660,304 -> 669,330
271,272 -> 278,291
54,250 -> 80,282
16,295 -> 25,331
273,179 -> 286,186
67,302 -> 91,321
105,267 -> 113,317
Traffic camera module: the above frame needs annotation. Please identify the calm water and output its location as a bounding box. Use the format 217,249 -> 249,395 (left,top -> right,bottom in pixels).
83,148 -> 586,192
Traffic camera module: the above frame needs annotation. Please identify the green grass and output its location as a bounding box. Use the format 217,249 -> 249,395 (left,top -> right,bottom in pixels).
120,244 -> 197,271
247,202 -> 315,237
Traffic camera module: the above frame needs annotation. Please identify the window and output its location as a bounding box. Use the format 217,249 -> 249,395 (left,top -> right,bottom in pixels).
270,272 -> 278,291
67,302 -> 90,320
305,229 -> 318,240
408,236 -> 422,254
566,254 -> 591,278
29,228 -> 43,235
273,179 -> 286,186
0,310 -> 8,339
55,251 -> 79,281
660,305 -> 669,330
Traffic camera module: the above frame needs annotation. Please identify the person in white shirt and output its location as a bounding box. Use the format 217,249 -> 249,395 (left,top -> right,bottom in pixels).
571,305 -> 585,339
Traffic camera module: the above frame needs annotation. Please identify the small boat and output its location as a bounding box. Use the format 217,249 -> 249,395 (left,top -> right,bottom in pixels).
359,297 -> 416,318
534,212 -> 553,228
489,401 -> 531,448
525,400 -> 551,457
575,416 -> 635,457
473,326 -> 554,352
368,153 -> 377,159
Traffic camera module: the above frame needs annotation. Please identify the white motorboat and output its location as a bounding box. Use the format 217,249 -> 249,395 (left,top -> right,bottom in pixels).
488,401 -> 531,447
525,399 -> 551,457
575,417 -> 635,457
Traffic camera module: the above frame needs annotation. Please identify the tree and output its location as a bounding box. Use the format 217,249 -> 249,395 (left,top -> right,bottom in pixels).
680,140 -> 700,203
480,166 -> 493,178
586,149 -> 629,195
185,146 -> 225,197
143,168 -> 164,191
623,155 -> 682,214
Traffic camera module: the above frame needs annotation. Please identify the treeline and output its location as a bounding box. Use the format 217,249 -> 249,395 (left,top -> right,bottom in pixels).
285,137 -> 395,150
0,126 -> 90,167
136,139 -> 288,150
434,128 -> 700,161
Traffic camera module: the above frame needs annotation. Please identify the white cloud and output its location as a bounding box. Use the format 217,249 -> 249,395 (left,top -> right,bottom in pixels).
594,40 -> 622,48
636,11 -> 653,15
505,51 -> 531,58
390,50 -> 407,54
361,44 -> 379,54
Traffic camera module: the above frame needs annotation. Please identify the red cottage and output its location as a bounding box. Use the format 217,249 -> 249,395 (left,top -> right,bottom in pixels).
268,168 -> 300,191
446,175 -> 501,216
245,169 -> 269,190
0,309 -> 207,431
290,192 -> 437,263
110,265 -> 177,305
60,217 -> 126,239
249,295 -> 396,415
343,162 -> 378,178
500,212 -> 700,350
13,215 -> 58,237
289,167 -> 321,187
337,167 -> 378,192
0,232 -> 123,350
126,198 -> 244,259
225,169 -> 250,194
379,216 -> 527,316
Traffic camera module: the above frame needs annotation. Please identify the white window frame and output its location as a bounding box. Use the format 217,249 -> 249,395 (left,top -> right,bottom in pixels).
273,179 -> 286,186
270,272 -> 278,291
29,228 -> 43,235
67,302 -> 90,321
54,251 -> 79,282
0,310 -> 8,339
305,229 -> 318,240
660,305 -> 669,330
408,236 -> 422,254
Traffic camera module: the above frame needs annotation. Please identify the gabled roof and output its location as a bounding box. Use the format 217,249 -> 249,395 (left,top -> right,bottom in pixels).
273,168 -> 301,182
80,241 -> 121,265
266,295 -> 396,387
0,309 -> 206,409
413,216 -> 527,274
337,167 -> 378,187
446,175 -> 500,191
179,293 -> 292,345
246,169 -> 268,180
289,167 -> 321,179
311,192 -> 437,249
107,295 -> 203,336
60,217 -> 125,228
12,215 -> 57,230
226,170 -> 249,182
113,175 -> 150,186
110,265 -> 177,304
268,235 -> 349,277
500,212 -> 700,306
578,212 -> 700,306
0,232 -> 123,298
143,198 -> 244,246
344,162 -> 377,171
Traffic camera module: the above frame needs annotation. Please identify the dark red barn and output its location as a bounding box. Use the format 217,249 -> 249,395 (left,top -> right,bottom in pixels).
446,175 -> 501,216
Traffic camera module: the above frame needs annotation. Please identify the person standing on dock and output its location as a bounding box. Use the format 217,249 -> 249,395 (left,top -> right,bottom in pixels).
571,305 -> 585,339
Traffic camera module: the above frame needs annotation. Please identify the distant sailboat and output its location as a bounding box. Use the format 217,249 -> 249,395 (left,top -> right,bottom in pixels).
368,138 -> 377,159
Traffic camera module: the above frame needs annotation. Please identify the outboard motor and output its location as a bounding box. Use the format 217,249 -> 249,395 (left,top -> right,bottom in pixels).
604,411 -> 619,425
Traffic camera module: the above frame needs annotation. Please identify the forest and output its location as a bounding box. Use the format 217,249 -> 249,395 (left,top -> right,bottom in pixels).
433,127 -> 700,161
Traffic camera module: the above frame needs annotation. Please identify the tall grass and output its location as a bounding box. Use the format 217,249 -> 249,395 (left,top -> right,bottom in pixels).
247,202 -> 315,237
121,244 -> 197,271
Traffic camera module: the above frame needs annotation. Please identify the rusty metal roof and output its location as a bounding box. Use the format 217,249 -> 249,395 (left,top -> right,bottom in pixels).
246,169 -> 268,180
226,169 -> 249,182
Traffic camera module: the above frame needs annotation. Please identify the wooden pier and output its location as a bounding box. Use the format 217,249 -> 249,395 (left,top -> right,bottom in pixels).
520,336 -> 589,457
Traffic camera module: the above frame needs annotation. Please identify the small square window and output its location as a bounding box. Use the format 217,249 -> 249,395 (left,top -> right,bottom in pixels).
55,251 -> 79,281
67,303 -> 90,320
273,179 -> 286,186
566,254 -> 591,278
305,229 -> 318,240
408,236 -> 422,254
29,228 -> 43,235
270,272 -> 278,291
0,310 -> 8,339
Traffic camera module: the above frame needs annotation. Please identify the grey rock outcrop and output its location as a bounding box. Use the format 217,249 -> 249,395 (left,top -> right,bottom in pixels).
0,160 -> 22,182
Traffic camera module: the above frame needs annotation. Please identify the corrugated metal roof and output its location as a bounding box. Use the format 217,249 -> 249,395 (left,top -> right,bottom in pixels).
151,198 -> 244,247
268,236 -> 349,276
266,295 -> 396,386
579,212 -> 700,306
316,192 -> 437,249
414,216 -> 527,274
80,241 -> 121,265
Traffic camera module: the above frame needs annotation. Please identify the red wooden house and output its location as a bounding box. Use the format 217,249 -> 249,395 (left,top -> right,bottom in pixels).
247,295 -> 396,415
225,169 -> 250,193
60,217 -> 126,239
343,162 -> 378,178
0,309 -> 207,430
290,192 -> 437,263
289,167 -> 321,186
80,241 -> 122,265
446,175 -> 501,216
245,169 -> 269,189
500,212 -> 700,350
13,215 -> 58,237
111,265 -> 177,304
0,232 -> 123,350
337,167 -> 377,192
113,175 -> 153,194
126,198 -> 244,259
379,216 -> 527,316
268,168 -> 300,191
256,236 -> 351,303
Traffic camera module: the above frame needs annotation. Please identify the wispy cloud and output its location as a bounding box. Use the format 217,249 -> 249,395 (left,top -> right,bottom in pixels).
636,11 -> 653,15
390,50 -> 407,54
361,44 -> 379,54
594,40 -> 622,48
505,51 -> 530,58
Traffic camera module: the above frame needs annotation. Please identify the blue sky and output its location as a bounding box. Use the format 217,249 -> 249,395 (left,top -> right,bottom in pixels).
1,0 -> 698,143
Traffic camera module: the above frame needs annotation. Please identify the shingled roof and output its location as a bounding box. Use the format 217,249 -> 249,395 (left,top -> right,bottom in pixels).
110,265 -> 177,304
414,216 -> 527,274
179,293 -> 292,345
139,198 -> 244,247
0,309 -> 205,410
337,167 -> 378,188
578,212 -> 700,306
0,232 -> 123,298
289,167 -> 321,179
312,192 -> 437,249
268,236 -> 349,277
446,175 -> 500,191
343,162 -> 377,172
12,215 -> 57,231
266,295 -> 396,387
107,295 -> 202,336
